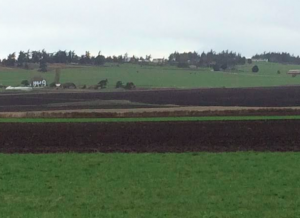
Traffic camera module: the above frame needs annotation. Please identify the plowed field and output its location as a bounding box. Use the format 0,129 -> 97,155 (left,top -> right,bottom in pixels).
1,120 -> 299,153
2,86 -> 300,112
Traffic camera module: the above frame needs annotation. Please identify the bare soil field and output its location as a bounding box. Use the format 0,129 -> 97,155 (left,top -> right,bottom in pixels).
1,120 -> 300,153
1,86 -> 300,112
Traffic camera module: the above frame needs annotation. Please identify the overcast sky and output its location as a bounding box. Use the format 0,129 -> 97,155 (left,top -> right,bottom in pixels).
1,0 -> 300,59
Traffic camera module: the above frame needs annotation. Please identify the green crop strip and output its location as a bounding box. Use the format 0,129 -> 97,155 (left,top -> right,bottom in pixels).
1,115 -> 300,123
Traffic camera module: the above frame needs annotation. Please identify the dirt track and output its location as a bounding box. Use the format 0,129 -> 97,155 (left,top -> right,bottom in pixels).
2,86 -> 300,112
2,106 -> 300,118
1,120 -> 300,153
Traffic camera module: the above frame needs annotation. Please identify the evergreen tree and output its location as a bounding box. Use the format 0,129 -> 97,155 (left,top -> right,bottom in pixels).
17,51 -> 26,67
39,59 -> 48,72
39,50 -> 48,72
5,53 -> 16,67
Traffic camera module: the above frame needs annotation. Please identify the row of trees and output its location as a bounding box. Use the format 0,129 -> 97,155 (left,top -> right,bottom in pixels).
0,50 -> 107,70
252,52 -> 300,65
0,50 -> 153,70
169,50 -> 247,69
1,50 -> 300,72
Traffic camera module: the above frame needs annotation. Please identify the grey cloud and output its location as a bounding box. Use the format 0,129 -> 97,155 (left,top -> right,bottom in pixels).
1,0 -> 300,58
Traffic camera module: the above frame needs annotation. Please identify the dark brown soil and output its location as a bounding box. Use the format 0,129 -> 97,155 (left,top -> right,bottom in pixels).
1,120 -> 300,153
2,86 -> 300,112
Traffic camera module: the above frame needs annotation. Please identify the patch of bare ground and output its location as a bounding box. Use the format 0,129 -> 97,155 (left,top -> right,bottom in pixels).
1,120 -> 300,153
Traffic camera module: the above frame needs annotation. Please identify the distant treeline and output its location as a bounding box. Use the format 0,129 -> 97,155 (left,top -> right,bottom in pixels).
0,50 -> 154,66
1,50 -> 300,72
252,52 -> 300,65
0,50 -> 247,71
168,50 -> 246,70
1,50 -> 110,68
0,50 -> 139,72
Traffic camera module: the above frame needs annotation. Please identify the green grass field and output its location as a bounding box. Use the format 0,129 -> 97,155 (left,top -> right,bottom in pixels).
1,115 -> 300,123
1,62 -> 300,89
1,153 -> 299,218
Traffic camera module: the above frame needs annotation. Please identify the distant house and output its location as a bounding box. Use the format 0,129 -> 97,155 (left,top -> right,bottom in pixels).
31,76 -> 47,87
152,58 -> 165,64
252,59 -> 269,62
138,59 -> 150,63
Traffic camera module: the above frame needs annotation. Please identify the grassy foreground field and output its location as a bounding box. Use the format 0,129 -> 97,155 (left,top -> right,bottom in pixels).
1,153 -> 300,218
1,62 -> 300,89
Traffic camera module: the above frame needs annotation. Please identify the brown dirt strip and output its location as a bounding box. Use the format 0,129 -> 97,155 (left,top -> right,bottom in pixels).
1,120 -> 300,153
3,86 -> 300,112
1,107 -> 300,118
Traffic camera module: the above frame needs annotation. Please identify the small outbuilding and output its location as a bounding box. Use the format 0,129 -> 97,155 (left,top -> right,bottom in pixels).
252,59 -> 268,62
152,58 -> 165,64
287,70 -> 300,77
6,86 -> 33,91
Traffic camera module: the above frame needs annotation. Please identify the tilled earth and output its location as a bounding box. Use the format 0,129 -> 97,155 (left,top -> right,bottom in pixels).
1,120 -> 300,153
2,86 -> 300,112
